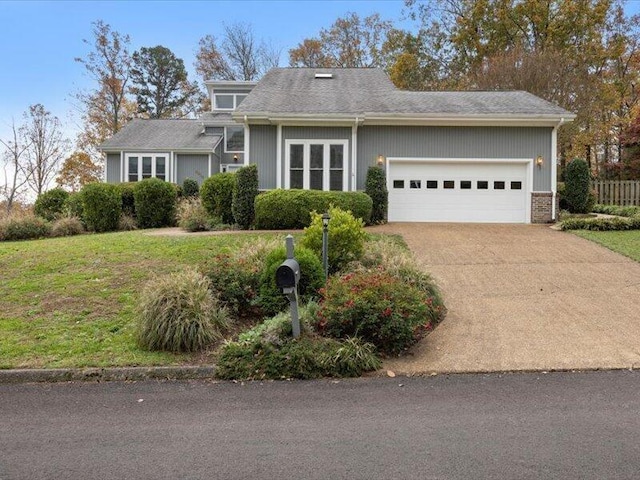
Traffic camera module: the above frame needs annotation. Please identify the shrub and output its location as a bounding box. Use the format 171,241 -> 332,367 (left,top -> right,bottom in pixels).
177,197 -> 209,232
50,217 -> 85,237
254,189 -> 373,230
117,182 -> 137,217
591,204 -> 640,217
118,214 -> 138,231
259,245 -> 325,316
365,166 -> 388,224
560,216 -> 640,231
34,188 -> 70,221
201,173 -> 236,225
301,206 -> 366,273
564,159 -> 592,213
137,269 -> 231,353
133,178 -> 177,228
232,164 -> 259,229
318,270 -> 433,355
0,215 -> 51,241
182,178 -> 199,198
81,182 -> 122,232
64,192 -> 84,221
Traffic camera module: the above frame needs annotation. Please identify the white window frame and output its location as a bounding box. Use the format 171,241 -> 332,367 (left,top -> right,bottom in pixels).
125,153 -> 169,182
284,139 -> 349,192
224,126 -> 245,153
213,93 -> 247,111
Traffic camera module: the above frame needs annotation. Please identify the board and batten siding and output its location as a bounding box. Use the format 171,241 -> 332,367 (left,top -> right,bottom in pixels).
357,126 -> 553,191
106,153 -> 121,183
249,125 -> 277,189
176,154 -> 209,185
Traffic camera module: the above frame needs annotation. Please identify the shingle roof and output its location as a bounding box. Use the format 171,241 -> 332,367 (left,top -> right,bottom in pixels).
99,119 -> 221,151
234,68 -> 574,118
199,111 -> 235,124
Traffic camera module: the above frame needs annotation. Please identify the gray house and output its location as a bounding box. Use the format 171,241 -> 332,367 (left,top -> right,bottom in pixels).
101,68 -> 575,223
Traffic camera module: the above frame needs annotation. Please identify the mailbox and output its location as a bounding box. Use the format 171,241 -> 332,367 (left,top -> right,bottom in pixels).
276,258 -> 300,289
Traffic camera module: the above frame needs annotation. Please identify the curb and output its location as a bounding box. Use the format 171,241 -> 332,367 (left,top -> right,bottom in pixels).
0,366 -> 216,384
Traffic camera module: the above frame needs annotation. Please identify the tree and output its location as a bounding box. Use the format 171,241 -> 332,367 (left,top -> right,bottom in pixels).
131,45 -> 201,118
75,20 -> 133,156
56,151 -> 102,192
289,13 -> 392,68
21,104 -> 70,196
0,120 -> 30,213
195,23 -> 281,82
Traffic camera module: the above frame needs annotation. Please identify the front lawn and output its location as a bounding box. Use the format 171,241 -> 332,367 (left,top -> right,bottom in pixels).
0,230 -> 280,369
573,230 -> 640,262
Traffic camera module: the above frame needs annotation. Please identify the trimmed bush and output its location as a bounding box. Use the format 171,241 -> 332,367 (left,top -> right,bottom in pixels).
34,188 -> 69,221
0,215 -> 51,241
301,207 -> 366,273
177,197 -> 209,232
232,164 -> 258,229
200,173 -> 236,225
564,159 -> 592,213
365,166 -> 388,224
137,269 -> 231,353
254,189 -> 373,230
117,182 -> 137,217
50,217 -> 84,237
591,204 -> 640,217
81,183 -> 122,232
133,178 -> 177,228
318,270 -> 433,355
182,178 -> 199,198
259,245 -> 325,316
560,216 -> 640,231
64,192 -> 84,221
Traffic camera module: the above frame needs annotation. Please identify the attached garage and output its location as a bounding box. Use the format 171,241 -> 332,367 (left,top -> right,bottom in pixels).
387,158 -> 531,223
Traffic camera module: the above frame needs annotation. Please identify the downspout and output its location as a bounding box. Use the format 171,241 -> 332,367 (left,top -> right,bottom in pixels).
551,118 -> 565,221
244,115 -> 250,166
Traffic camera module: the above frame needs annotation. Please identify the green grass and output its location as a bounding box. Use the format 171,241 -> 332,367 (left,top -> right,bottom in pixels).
574,230 -> 640,262
0,230 -> 284,369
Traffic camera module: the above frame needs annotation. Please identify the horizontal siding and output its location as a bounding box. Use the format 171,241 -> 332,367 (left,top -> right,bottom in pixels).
176,154 -> 209,185
357,126 -> 552,191
106,153 -> 121,183
250,125 -> 277,189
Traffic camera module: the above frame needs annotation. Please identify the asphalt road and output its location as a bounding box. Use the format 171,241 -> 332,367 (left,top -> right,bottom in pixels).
1,371 -> 639,480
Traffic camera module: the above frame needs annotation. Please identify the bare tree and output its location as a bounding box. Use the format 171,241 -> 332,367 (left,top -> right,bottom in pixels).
0,120 -> 30,213
21,104 -> 70,196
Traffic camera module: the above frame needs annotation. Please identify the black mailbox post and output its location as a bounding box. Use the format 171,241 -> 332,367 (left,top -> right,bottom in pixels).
277,235 -> 301,338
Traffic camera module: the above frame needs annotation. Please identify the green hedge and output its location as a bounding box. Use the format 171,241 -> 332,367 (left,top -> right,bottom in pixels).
591,204 -> 640,217
201,173 -> 236,225
34,188 -> 69,221
560,216 -> 640,231
365,166 -> 387,224
133,178 -> 177,228
232,164 -> 258,229
254,189 -> 373,230
81,183 -> 122,232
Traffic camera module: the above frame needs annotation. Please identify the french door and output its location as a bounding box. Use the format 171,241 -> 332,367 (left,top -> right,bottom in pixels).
285,140 -> 348,191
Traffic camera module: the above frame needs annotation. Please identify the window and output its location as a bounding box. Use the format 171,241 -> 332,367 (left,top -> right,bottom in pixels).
214,93 -> 247,110
460,181 -> 472,189
410,180 -> 421,189
285,140 -> 348,191
126,154 -> 168,182
510,181 -> 522,190
225,126 -> 244,153
494,181 -> 505,190
393,180 -> 405,189
426,180 -> 438,189
444,180 -> 455,189
477,181 -> 488,190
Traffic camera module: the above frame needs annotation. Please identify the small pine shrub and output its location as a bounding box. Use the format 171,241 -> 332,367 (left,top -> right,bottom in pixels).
259,245 -> 325,317
34,188 -> 70,221
564,159 -> 592,213
301,206 -> 366,273
365,166 -> 388,224
118,214 -> 138,231
177,197 -> 209,232
318,270 -> 432,355
137,269 -> 231,353
117,182 -> 137,217
133,178 -> 177,228
200,173 -> 236,225
182,178 -> 200,198
81,183 -> 122,232
232,164 -> 259,229
50,217 -> 85,237
0,215 -> 51,241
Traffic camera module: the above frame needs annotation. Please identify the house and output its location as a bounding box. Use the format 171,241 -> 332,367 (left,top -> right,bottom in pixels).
100,68 -> 575,223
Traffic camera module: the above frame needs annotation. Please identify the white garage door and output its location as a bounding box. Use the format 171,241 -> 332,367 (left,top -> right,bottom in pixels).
388,160 -> 529,223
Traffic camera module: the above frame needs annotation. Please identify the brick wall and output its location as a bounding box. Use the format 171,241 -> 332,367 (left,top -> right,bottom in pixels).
531,192 -> 553,223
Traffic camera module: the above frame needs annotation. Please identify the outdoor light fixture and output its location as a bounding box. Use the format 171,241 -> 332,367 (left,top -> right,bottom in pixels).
377,154 -> 385,166
535,155 -> 544,168
233,154 -> 238,162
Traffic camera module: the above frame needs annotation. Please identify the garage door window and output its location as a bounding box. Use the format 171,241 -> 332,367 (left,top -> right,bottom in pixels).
285,140 -> 348,191
410,180 -> 421,189
444,181 -> 455,189
461,181 -> 472,189
477,181 -> 488,189
427,180 -> 438,189
511,181 -> 522,190
494,181 -> 505,190
393,180 -> 404,189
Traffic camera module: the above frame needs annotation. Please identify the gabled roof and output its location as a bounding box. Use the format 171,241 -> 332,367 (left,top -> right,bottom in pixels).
99,119 -> 222,151
233,67 -> 575,123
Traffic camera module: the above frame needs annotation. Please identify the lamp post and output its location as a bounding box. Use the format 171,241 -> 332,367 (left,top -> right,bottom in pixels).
322,212 -> 330,281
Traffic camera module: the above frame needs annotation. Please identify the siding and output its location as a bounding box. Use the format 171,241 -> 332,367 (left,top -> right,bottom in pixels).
176,154 -> 209,185
106,153 -> 121,183
357,126 -> 553,191
250,125 -> 277,189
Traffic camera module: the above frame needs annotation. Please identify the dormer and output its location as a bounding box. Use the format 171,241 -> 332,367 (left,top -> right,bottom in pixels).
204,80 -> 257,112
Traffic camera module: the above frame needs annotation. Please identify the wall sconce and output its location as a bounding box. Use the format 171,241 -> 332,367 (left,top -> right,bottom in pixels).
233,154 -> 238,162
535,155 -> 544,168
377,154 -> 385,166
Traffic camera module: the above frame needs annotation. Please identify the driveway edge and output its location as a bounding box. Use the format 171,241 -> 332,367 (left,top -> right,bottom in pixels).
0,366 -> 216,384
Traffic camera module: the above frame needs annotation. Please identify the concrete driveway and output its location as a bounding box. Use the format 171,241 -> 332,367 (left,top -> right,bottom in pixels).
372,223 -> 640,374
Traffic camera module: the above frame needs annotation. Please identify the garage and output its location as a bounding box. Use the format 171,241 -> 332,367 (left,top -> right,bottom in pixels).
387,159 -> 531,223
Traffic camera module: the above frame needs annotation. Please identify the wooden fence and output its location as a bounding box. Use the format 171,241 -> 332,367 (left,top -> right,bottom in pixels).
593,180 -> 640,206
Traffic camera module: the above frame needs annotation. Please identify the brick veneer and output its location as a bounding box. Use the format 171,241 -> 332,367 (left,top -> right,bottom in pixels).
531,192 -> 553,223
